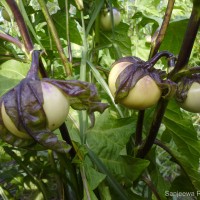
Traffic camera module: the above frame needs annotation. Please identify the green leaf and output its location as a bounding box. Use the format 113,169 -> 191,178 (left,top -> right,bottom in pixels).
162,101 -> 200,191
3,146 -> 49,200
52,11 -> 82,45
86,110 -> 149,183
84,165 -> 106,190
0,59 -> 30,95
170,174 -> 197,192
87,148 -> 130,200
100,22 -> 132,58
163,100 -> 200,169
133,11 -> 160,30
83,185 -> 98,200
160,19 -> 189,55
98,183 -> 112,200
86,110 -> 135,160
86,0 -> 104,36
163,146 -> 200,191
118,156 -> 150,182
135,0 -> 162,17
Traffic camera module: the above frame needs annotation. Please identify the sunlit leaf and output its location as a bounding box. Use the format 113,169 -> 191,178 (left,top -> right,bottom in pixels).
0,60 -> 29,95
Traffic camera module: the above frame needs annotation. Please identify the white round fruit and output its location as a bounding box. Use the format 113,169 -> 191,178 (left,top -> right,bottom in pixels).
108,62 -> 162,110
1,81 -> 70,138
100,8 -> 121,31
180,82 -> 200,113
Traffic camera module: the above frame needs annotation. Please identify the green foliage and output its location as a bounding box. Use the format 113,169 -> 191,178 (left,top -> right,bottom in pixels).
0,0 -> 200,199
0,60 -> 29,95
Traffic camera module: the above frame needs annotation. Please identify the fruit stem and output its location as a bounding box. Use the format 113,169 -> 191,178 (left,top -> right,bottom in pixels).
147,51 -> 175,69
6,0 -> 34,53
169,2 -> 200,77
37,0 -> 72,77
0,32 -> 23,49
27,50 -> 41,79
149,0 -> 175,58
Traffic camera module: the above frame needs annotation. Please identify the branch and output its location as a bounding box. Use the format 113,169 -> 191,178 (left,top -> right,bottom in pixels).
169,3 -> 200,77
136,99 -> 168,158
6,0 -> 34,53
0,32 -> 23,49
142,175 -> 162,200
149,0 -> 175,58
37,0 -> 72,76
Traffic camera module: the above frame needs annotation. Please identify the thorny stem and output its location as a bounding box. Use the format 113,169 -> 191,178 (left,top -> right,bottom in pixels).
0,32 -> 22,49
37,0 -> 72,77
6,0 -> 34,53
149,0 -> 175,58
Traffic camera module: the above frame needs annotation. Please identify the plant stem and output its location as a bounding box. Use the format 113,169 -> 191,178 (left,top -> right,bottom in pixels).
59,123 -> 76,158
37,0 -> 72,77
149,0 -> 175,58
65,0 -> 72,63
79,11 -> 88,144
142,175 -> 161,200
80,166 -> 91,200
136,99 -> 168,158
0,32 -> 22,49
135,110 -> 145,146
169,3 -> 200,77
80,11 -> 87,82
6,0 -> 33,53
134,0 -> 175,153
